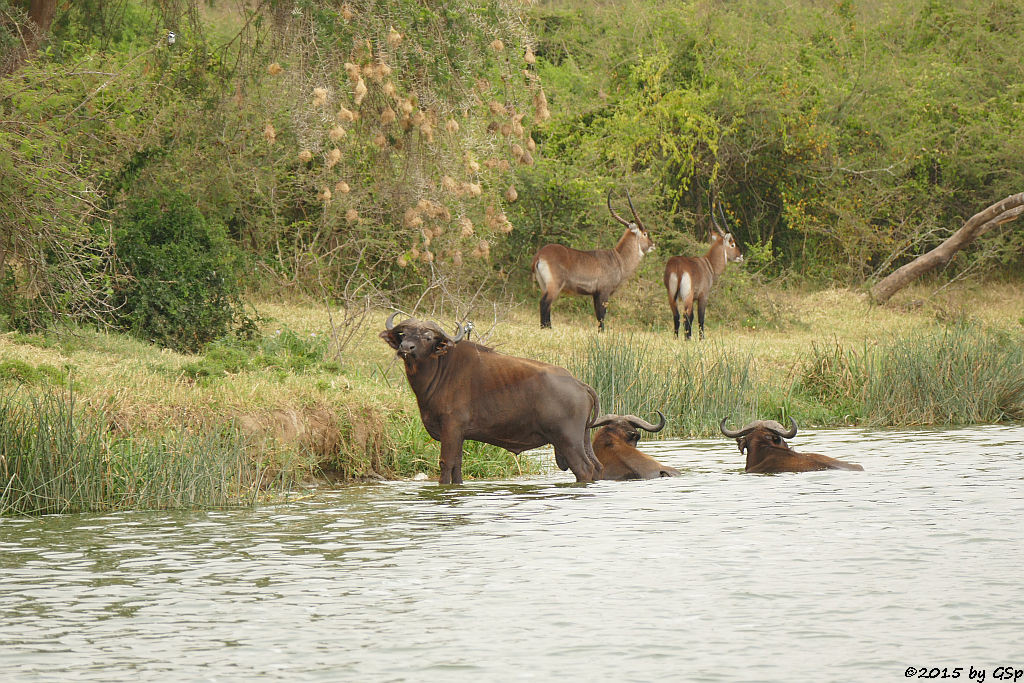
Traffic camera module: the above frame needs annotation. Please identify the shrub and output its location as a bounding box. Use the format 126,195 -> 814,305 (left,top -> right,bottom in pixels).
111,191 -> 252,353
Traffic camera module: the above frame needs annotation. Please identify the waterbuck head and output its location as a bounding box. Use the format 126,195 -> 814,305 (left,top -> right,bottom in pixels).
380,313 -> 467,362
608,188 -> 656,257
710,201 -> 744,265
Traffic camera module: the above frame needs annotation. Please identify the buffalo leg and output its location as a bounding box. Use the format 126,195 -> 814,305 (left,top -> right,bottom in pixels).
553,436 -> 596,483
539,294 -> 552,328
593,294 -> 607,332
439,431 -> 465,484
582,429 -> 603,476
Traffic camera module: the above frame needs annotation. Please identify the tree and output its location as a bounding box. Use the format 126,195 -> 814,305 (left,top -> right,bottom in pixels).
871,194 -> 1024,304
1,0 -> 56,75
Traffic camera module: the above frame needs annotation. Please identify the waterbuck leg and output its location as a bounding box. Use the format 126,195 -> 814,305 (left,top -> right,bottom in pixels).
593,294 -> 607,332
684,311 -> 694,340
439,429 -> 465,484
539,294 -> 552,328
669,296 -> 680,337
697,297 -> 708,340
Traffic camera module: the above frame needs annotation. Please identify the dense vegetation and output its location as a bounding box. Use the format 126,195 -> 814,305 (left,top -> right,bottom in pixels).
3,0 -> 1023,338
2,0 -> 1023,511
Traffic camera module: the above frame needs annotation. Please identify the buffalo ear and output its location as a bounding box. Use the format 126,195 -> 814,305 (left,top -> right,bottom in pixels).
379,328 -> 401,349
432,337 -> 454,357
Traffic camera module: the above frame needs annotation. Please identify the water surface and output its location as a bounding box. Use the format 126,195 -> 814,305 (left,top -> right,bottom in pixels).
3,426 -> 1023,681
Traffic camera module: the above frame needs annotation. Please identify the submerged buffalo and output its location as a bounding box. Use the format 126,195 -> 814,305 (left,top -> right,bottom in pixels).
381,314 -> 603,483
591,412 -> 681,480
719,417 -> 864,473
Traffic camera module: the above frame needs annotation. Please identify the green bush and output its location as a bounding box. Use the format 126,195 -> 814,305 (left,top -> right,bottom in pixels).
111,191 -> 253,353
178,327 -> 339,381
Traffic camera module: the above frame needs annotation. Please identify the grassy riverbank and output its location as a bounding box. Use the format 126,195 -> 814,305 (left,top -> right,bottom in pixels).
2,282 -> 1024,513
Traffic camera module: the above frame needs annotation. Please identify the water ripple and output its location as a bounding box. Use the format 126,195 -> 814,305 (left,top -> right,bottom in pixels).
2,426 -> 1023,680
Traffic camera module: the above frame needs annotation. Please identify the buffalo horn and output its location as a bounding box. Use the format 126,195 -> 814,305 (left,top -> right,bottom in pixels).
446,323 -> 467,344
720,417 -> 759,439
719,416 -> 799,439
607,188 -> 630,227
626,411 -> 666,433
767,416 -> 798,439
385,311 -> 401,330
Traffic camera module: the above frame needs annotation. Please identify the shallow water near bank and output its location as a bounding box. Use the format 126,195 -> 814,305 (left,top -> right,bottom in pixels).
2,426 -> 1023,681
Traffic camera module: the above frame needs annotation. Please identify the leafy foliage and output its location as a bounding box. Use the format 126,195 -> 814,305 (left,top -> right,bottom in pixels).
524,0 -> 1024,285
111,191 -> 252,353
179,327 -> 340,381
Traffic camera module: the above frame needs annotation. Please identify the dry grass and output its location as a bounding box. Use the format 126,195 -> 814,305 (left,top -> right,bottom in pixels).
2,281 -> 1022,485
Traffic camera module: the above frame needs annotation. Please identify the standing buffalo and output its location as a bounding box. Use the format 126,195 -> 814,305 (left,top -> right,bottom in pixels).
591,411 -> 681,480
381,314 -> 604,483
719,417 -> 864,473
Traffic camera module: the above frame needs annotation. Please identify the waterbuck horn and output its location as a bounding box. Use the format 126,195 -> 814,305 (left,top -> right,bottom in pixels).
625,188 -> 645,231
709,197 -> 728,238
626,411 -> 666,433
385,311 -> 402,330
607,188 -> 630,227
717,201 -> 732,236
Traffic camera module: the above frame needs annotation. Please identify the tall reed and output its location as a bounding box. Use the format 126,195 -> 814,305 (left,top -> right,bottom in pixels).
567,334 -> 761,437
0,386 -> 264,515
802,325 -> 1024,426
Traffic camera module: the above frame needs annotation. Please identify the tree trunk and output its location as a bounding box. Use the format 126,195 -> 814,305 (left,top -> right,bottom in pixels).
1,0 -> 57,75
870,193 -> 1024,304
28,0 -> 57,35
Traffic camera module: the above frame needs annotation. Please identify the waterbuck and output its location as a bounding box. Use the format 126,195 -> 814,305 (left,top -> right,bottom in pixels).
663,202 -> 743,339
532,188 -> 656,331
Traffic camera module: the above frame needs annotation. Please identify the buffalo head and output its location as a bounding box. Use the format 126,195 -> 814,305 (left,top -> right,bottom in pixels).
591,411 -> 666,446
379,313 -> 466,362
720,416 -> 797,455
719,416 -> 863,473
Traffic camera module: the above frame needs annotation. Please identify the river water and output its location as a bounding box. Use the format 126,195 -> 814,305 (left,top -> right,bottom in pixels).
2,426 -> 1023,681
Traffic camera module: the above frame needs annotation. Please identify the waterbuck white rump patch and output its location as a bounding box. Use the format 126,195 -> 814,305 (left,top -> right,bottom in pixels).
534,257 -> 553,290
674,272 -> 692,303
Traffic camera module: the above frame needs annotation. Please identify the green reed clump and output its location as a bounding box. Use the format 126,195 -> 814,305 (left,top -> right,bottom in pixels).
801,325 -> 1024,426
0,385 -> 267,515
387,415 -> 545,480
568,334 -> 762,437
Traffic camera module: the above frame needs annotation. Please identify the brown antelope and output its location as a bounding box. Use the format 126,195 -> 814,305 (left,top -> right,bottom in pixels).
532,188 -> 656,330
663,202 -> 743,339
